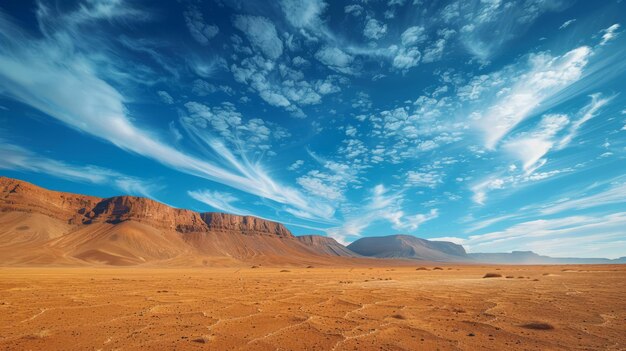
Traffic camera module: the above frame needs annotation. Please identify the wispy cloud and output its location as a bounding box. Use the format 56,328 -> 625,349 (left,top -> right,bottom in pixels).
539,181 -> 626,215
600,23 -> 620,46
559,19 -> 576,30
455,212 -> 626,259
475,46 -> 591,149
0,6 -> 333,221
188,189 -> 248,215
556,94 -> 612,149
0,140 -> 156,197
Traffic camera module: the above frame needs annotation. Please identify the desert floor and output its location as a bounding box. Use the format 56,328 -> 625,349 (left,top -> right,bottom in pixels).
0,265 -> 625,350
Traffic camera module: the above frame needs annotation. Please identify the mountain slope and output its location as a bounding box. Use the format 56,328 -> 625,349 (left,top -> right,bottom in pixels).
347,235 -> 468,262
296,235 -> 359,257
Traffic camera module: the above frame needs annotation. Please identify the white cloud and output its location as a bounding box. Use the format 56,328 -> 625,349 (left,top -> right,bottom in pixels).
297,175 -> 344,201
391,46 -> 421,70
183,5 -> 219,45
471,178 -> 505,205
475,46 -> 591,149
157,90 -> 174,104
559,19 -> 576,29
388,26 -> 427,70
557,94 -> 611,149
288,160 -> 304,171
364,18 -> 387,40
296,157 -> 360,202
232,15 -> 283,59
280,0 -> 327,29
504,113 -> 569,172
400,26 -> 426,46
406,170 -> 443,188
182,101 -> 291,156
191,79 -> 217,96
314,46 -> 355,74
344,4 -> 364,17
600,23 -> 620,46
402,209 -> 439,231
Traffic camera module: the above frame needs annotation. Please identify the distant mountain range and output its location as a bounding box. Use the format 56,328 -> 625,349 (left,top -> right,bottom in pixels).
1,177 -> 623,266
347,235 -> 626,264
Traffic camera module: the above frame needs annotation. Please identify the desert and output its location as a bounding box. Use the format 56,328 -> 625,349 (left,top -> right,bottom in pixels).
1,265 -> 625,350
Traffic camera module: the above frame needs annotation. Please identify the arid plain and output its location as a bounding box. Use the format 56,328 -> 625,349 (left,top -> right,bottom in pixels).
1,265 -> 625,351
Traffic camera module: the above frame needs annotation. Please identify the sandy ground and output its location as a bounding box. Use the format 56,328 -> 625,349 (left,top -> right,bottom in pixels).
0,265 -> 625,350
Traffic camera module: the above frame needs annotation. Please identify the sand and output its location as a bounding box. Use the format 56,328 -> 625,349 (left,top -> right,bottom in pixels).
1,265 -> 625,350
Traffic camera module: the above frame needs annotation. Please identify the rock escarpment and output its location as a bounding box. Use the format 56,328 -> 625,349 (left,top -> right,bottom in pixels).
201,212 -> 293,237
0,177 -> 290,236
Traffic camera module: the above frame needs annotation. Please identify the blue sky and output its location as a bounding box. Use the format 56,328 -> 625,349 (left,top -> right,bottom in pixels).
1,0 -> 625,258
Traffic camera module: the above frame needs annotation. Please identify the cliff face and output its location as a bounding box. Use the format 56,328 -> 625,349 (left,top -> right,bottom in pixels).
85,196 -> 208,233
0,177 -> 100,225
201,212 -> 293,237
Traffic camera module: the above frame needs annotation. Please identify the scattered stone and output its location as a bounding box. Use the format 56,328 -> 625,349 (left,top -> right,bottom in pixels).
483,273 -> 502,278
521,322 -> 554,330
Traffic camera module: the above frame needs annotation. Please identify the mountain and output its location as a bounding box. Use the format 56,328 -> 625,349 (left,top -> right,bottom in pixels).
296,235 -> 359,257
0,177 -> 359,266
347,235 -> 468,262
469,251 -> 626,265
